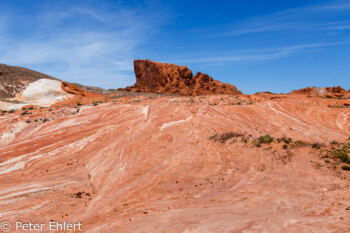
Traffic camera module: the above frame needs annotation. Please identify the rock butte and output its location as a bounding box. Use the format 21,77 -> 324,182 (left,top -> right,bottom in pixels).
119,59 -> 242,96
0,64 -> 350,232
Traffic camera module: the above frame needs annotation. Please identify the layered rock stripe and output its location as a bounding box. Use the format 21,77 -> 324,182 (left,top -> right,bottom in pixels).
0,94 -> 349,232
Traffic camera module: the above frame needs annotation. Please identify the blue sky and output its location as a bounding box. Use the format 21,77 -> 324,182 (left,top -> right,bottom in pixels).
0,0 -> 349,93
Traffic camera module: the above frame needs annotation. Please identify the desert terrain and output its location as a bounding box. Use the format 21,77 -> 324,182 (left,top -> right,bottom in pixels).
0,61 -> 350,232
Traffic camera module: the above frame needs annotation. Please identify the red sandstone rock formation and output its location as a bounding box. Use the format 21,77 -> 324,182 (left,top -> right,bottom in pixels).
290,86 -> 350,98
119,59 -> 242,96
62,81 -> 94,97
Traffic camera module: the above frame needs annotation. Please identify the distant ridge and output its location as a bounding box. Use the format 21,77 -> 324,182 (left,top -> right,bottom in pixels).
0,64 -> 106,98
0,64 -> 59,98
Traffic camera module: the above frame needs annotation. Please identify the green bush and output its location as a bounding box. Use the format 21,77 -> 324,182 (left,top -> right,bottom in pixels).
277,137 -> 292,144
341,165 -> 350,171
258,135 -> 274,144
331,145 -> 349,163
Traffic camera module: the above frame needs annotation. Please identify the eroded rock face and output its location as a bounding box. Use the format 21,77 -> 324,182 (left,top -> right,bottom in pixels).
119,59 -> 242,96
290,86 -> 350,98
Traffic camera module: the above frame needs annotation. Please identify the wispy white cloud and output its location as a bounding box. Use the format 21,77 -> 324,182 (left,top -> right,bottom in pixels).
172,40 -> 350,64
211,0 -> 350,37
0,1 -> 172,88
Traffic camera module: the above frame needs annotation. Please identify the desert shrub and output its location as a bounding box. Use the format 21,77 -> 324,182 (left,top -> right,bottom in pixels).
77,103 -> 82,106
21,110 -> 29,116
8,110 -> 15,113
312,142 -> 322,149
26,120 -> 31,123
331,145 -> 349,163
258,135 -> 274,144
241,136 -> 248,143
73,192 -> 84,198
341,165 -> 350,171
277,137 -> 292,144
28,106 -> 34,110
210,131 -> 244,143
330,140 -> 338,145
291,140 -> 310,148
283,144 -> 288,149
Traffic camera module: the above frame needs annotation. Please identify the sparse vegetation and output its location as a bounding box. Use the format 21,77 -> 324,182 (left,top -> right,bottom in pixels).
73,192 -> 84,198
330,140 -> 338,145
331,144 -> 349,163
327,105 -> 349,108
26,120 -> 31,123
341,165 -> 350,171
241,136 -> 248,143
72,191 -> 91,198
312,142 -> 323,149
291,140 -> 310,148
258,135 -> 274,144
209,131 -> 244,143
277,137 -> 292,144
21,110 -> 29,116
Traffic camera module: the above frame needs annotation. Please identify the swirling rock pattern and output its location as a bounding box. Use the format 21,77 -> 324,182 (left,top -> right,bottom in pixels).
0,93 -> 349,232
